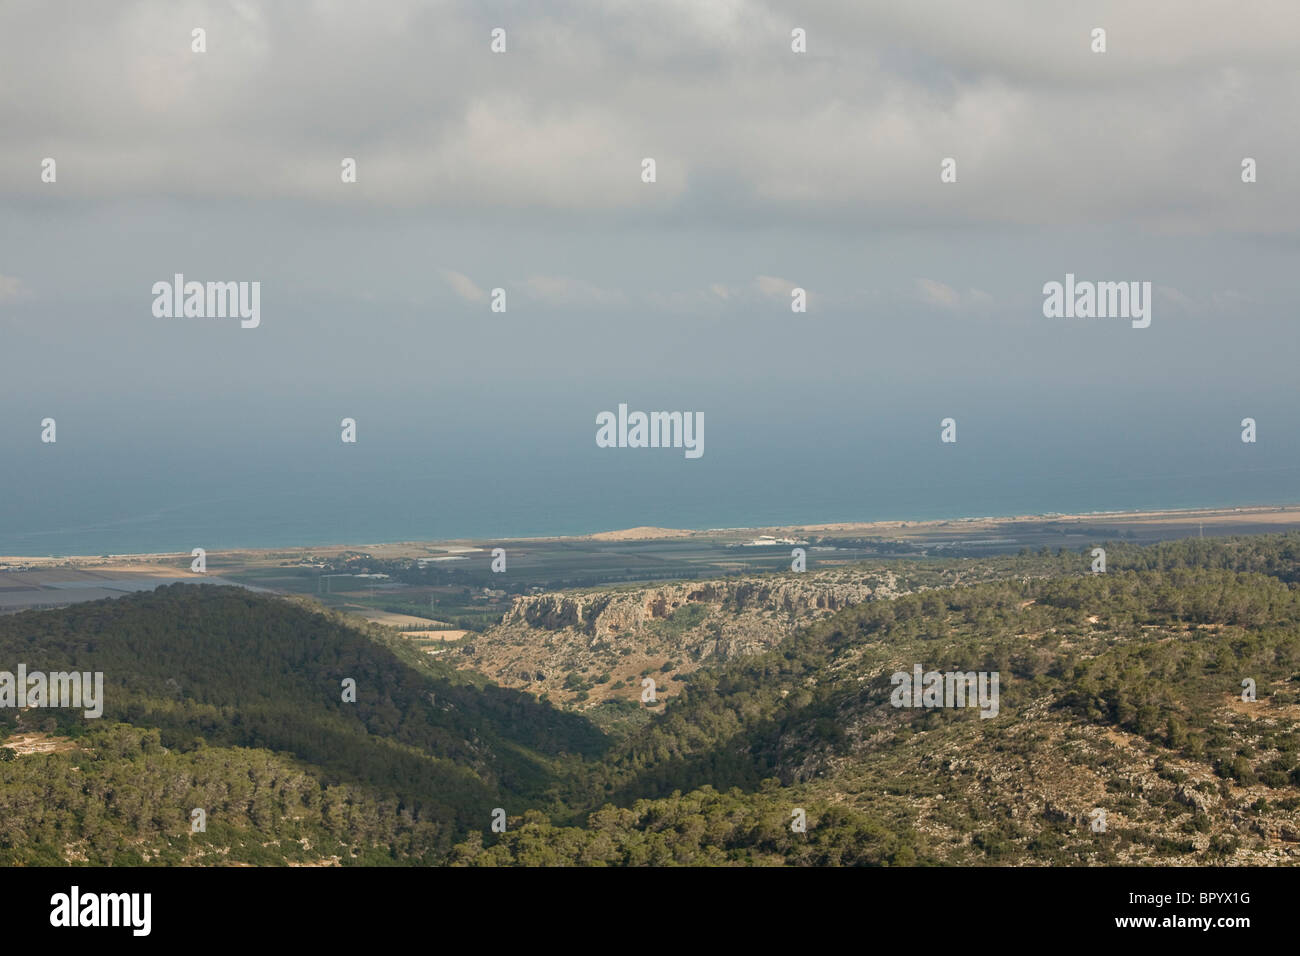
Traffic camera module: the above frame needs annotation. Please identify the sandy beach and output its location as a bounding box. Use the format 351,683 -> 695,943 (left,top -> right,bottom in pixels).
2,503 -> 1298,571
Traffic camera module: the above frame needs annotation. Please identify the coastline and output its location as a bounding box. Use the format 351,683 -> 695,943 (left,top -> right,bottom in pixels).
3,502 -> 1297,569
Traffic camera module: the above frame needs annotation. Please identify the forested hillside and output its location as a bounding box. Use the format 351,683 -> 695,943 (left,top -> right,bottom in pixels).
0,588 -> 600,864
2,534 -> 1299,865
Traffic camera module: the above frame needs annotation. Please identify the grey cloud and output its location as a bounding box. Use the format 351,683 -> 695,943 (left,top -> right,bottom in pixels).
1,1 -> 1295,232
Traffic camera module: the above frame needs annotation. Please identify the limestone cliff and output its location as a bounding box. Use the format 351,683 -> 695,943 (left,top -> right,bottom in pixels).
457,568 -> 903,707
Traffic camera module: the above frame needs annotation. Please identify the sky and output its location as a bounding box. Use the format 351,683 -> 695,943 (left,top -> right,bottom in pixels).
0,1 -> 1297,548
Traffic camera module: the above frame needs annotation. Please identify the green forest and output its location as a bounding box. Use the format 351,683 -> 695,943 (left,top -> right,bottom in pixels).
1,533 -> 1298,865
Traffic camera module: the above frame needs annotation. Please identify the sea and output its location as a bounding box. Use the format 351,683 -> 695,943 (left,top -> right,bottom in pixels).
1,391 -> 1296,556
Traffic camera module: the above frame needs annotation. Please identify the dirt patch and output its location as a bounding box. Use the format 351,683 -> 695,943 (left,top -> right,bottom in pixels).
584,526 -> 694,541
405,629 -> 468,641
343,607 -> 446,628
1226,695 -> 1300,719
4,732 -> 80,756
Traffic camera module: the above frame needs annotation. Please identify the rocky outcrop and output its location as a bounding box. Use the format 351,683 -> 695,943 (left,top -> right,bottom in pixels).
500,573 -> 888,643
459,569 -> 901,707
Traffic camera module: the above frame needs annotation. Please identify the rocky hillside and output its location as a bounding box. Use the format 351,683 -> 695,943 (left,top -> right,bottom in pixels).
451,568 -> 911,708
450,551 -> 1071,710
523,563 -> 1300,866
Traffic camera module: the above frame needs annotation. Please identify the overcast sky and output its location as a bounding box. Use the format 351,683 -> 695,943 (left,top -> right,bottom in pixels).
1,0 -> 1297,426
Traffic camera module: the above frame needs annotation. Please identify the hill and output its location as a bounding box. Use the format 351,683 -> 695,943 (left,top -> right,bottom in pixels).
1,534 -> 1298,864
0,587 -> 601,864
